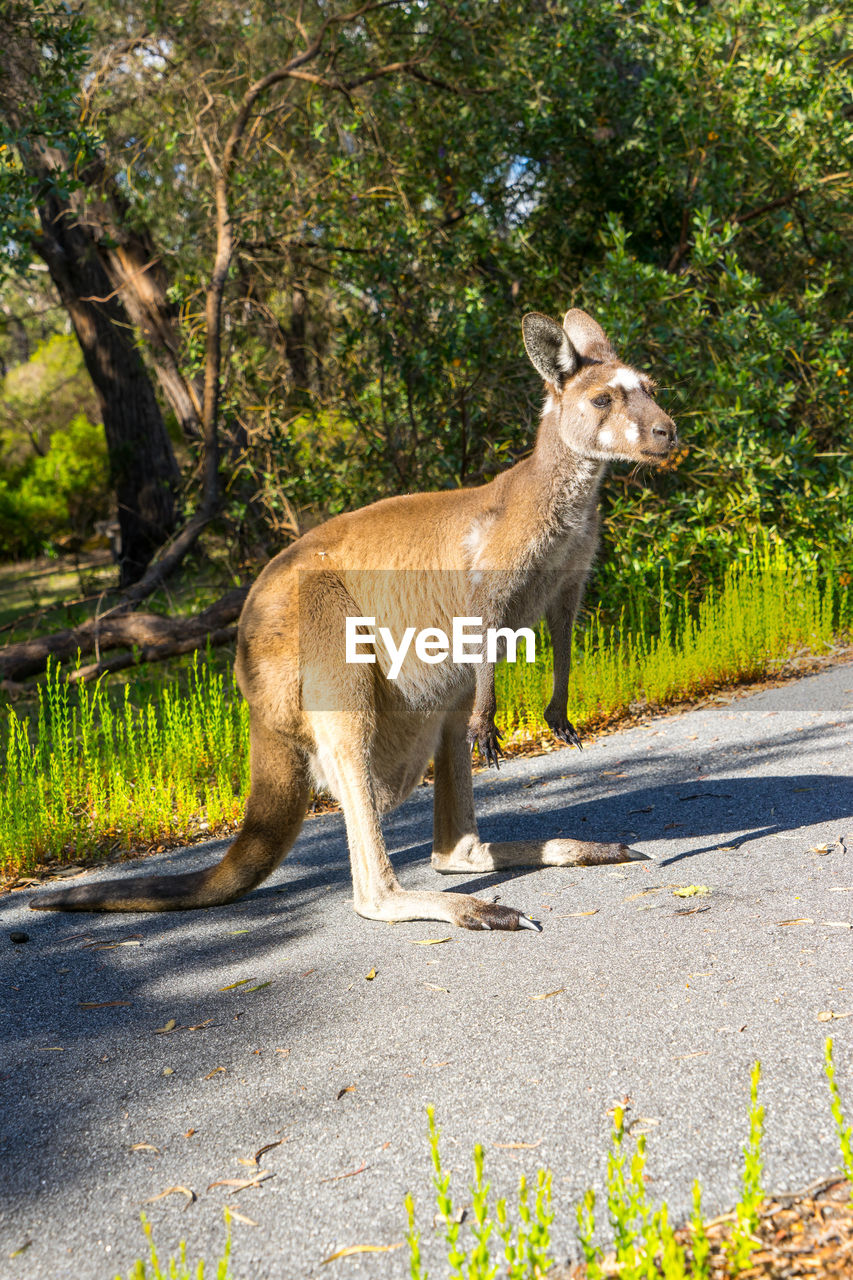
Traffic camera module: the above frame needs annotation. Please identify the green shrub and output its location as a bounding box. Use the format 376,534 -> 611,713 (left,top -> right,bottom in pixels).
0,412 -> 110,558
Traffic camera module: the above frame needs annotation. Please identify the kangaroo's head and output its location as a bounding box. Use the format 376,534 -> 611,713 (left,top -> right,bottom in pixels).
522,309 -> 677,463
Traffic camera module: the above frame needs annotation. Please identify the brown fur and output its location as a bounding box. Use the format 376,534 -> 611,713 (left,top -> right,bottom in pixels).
31,309 -> 677,930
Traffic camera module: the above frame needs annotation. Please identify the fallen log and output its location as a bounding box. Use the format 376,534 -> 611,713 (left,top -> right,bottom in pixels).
66,624 -> 238,683
0,586 -> 249,683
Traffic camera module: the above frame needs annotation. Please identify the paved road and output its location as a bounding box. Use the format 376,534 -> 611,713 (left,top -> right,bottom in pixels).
2,662 -> 852,1279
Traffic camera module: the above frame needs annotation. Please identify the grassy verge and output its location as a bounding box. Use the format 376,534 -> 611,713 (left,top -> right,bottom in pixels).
403,1040 -> 853,1279
496,540 -> 849,738
1,539 -> 849,884
120,1040 -> 853,1279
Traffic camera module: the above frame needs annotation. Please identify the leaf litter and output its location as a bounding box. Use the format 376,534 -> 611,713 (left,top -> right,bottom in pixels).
319,1161 -> 370,1183
237,1139 -> 283,1168
321,1243 -> 404,1264
225,1206 -> 258,1226
208,1172 -> 273,1193
145,1186 -> 195,1209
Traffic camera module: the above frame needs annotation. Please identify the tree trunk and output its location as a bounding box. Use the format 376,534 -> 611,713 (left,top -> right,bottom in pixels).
33,148 -> 180,586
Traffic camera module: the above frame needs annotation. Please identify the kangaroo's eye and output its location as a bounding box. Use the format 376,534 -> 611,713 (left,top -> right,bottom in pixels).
591,394 -> 611,409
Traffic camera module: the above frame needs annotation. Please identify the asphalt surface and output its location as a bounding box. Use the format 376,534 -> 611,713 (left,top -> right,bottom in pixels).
1,661 -> 852,1279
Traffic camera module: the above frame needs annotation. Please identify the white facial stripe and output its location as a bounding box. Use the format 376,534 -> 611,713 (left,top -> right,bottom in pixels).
625,423 -> 639,443
597,428 -> 613,446
608,368 -> 641,392
543,393 -> 558,416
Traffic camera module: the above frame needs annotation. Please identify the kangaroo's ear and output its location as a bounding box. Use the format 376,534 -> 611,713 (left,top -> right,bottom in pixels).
522,312 -> 579,384
561,309 -> 616,362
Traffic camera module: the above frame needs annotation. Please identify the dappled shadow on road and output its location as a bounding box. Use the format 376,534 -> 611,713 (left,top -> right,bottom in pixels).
0,710 -> 849,1208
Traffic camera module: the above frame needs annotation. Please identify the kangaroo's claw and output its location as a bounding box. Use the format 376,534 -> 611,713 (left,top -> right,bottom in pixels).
467,720 -> 504,770
548,717 -> 583,749
459,901 -> 540,931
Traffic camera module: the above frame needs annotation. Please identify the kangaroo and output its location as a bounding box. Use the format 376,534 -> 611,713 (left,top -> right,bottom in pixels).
32,308 -> 676,931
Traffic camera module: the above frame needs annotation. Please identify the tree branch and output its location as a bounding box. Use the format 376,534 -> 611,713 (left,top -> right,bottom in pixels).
0,587 -> 249,683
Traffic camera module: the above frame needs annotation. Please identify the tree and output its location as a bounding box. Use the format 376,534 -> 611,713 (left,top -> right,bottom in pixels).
0,3 -> 181,584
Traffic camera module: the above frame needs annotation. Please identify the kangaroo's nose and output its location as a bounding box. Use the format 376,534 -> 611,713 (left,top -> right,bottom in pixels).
652,421 -> 676,446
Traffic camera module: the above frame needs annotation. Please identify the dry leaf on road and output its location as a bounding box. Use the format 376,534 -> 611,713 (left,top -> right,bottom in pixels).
410,938 -> 452,946
321,1243 -> 404,1264
78,1000 -> 132,1009
145,1186 -> 195,1209
319,1162 -> 369,1183
365,968 -> 377,980
672,886 -> 710,898
530,988 -> 565,1000
225,1207 -> 258,1226
208,1173 -> 273,1193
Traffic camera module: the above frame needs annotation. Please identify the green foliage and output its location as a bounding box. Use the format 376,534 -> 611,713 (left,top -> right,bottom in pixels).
689,1182 -> 711,1280
0,333 -> 99,464
420,1112 -> 555,1280
118,1211 -> 232,1280
0,652 -> 249,880
728,1061 -> 765,1271
825,1038 -> 853,1199
495,537 -> 849,741
0,334 -> 109,558
0,413 -> 110,558
0,2 -> 98,275
410,1047 -> 853,1276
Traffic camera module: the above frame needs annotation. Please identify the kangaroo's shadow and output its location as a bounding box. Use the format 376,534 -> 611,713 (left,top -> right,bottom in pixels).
368,768 -> 852,897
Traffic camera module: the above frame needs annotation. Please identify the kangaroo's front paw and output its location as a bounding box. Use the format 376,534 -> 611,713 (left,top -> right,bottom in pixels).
466,714 -> 504,769
544,706 -> 583,749
459,900 -> 541,932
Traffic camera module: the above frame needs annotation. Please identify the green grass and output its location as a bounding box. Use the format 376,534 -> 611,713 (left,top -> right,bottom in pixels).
496,538 -> 849,739
1,538 -> 849,883
402,1040 -> 852,1279
119,1211 -> 232,1280
1,654 -> 249,880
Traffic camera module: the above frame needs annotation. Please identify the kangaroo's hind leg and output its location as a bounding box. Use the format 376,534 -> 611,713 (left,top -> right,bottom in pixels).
431,712 -> 648,874
309,699 -> 539,931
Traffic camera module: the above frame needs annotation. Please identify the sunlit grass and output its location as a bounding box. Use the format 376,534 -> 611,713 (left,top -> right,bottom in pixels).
497,539 -> 848,738
1,654 -> 249,880
1,540 -> 848,882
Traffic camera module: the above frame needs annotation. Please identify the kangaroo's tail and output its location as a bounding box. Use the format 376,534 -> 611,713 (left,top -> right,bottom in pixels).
30,724 -> 311,913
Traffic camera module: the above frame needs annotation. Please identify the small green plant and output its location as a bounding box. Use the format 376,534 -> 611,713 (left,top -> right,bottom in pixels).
825,1037 -> 853,1200
420,1107 -> 555,1279
118,1211 -> 232,1280
728,1061 -> 765,1272
688,1180 -> 711,1280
